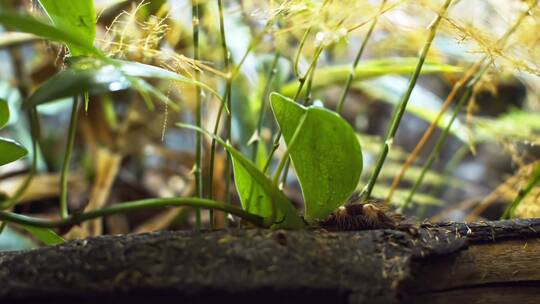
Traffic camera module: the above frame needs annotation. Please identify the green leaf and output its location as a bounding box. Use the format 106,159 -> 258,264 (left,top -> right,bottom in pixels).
38,0 -> 96,56
232,158 -> 278,220
24,59 -> 131,110
18,224 -> 65,246
280,57 -> 462,97
270,93 -> 363,222
255,140 -> 268,170
0,11 -> 99,56
177,123 -> 305,229
114,60 -> 192,80
234,140 -> 272,217
0,137 -> 27,166
0,98 -> 8,128
24,58 -> 220,111
229,152 -> 305,229
114,59 -> 224,109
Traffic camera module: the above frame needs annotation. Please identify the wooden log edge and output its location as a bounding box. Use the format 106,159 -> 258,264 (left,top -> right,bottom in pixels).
0,218 -> 538,303
400,219 -> 540,304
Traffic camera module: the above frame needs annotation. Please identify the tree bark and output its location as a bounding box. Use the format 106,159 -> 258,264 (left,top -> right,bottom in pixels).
0,219 -> 539,303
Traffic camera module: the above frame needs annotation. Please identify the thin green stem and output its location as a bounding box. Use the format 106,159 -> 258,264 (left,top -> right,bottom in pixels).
243,54 -> 280,213
293,27 -> 312,79
0,45 -> 35,231
207,8 -> 281,228
231,19 -> 275,79
252,52 -> 281,162
402,1 -> 536,211
279,155 -> 291,186
361,0 -> 453,200
302,54 -> 318,106
263,46 -> 324,174
0,197 -> 268,229
0,109 -> 40,210
192,0 -> 203,229
59,96 -> 80,219
222,45 -> 233,225
336,0 -> 387,114
501,162 -> 540,219
497,0 -> 540,219
402,84 -> 473,211
427,143 -> 469,198
208,0 -> 232,229
207,110 -> 223,228
280,53 -> 319,186
0,110 -> 40,234
414,143 -> 470,218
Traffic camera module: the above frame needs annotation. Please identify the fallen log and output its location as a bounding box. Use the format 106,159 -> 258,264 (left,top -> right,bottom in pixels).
0,219 -> 539,304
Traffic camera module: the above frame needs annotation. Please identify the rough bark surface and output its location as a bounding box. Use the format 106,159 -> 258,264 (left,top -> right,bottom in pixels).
0,218 -> 539,304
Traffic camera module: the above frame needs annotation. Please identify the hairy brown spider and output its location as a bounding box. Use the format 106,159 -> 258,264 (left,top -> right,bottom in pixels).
320,193 -> 404,231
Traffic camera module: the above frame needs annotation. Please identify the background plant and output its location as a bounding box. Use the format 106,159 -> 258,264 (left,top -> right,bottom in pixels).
0,0 -> 538,249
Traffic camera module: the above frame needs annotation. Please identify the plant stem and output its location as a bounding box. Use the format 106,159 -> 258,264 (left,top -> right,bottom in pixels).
385,61 -> 482,204
346,0 -> 405,33
360,0 -> 453,200
207,10 -> 280,228
293,27 -> 312,79
231,19 -> 276,79
0,109 -> 40,234
252,52 -> 281,162
302,54 -> 318,106
336,0 -> 387,114
279,53 -> 319,186
207,0 -> 232,229
501,162 -> 540,219
263,46 -> 324,174
413,143 -> 470,218
400,1 -> 536,210
427,143 -> 470,197
402,84 -> 473,211
242,53 -> 281,213
401,61 -> 488,210
0,197 -> 268,229
0,109 -> 40,209
192,0 -> 203,229
59,96 -> 80,219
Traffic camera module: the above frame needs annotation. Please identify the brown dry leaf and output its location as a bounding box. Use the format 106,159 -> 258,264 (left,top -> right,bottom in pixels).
134,148 -> 228,232
64,148 -> 122,239
134,175 -> 195,233
0,173 -> 84,204
105,214 -> 131,235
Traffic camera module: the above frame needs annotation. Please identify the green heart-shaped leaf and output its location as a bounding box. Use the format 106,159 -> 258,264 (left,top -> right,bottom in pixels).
0,98 -> 8,129
270,93 -> 363,222
0,137 -> 27,166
